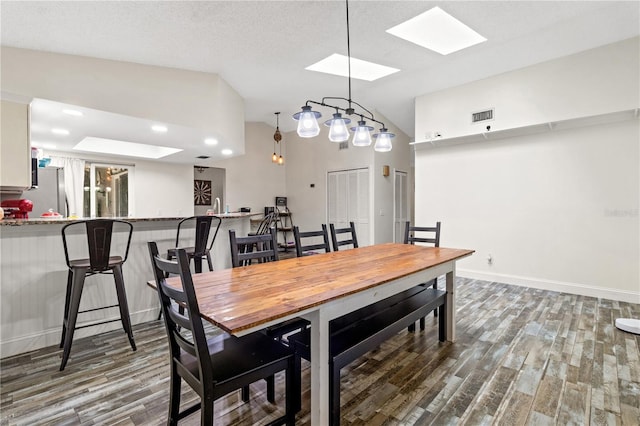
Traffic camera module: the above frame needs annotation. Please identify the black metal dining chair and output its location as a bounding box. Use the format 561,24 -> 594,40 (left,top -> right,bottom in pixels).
329,222 -> 358,251
60,219 -> 136,370
250,212 -> 279,236
229,228 -> 309,376
404,221 -> 442,330
229,227 -> 279,267
167,215 -> 222,273
148,242 -> 297,425
293,225 -> 331,257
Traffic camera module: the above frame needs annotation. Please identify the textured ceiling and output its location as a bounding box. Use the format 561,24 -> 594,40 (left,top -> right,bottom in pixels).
1,1 -> 638,162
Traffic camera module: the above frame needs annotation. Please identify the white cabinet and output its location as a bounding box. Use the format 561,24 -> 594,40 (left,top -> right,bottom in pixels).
0,100 -> 31,191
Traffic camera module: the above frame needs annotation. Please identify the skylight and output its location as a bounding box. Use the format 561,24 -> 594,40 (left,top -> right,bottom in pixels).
74,137 -> 182,159
306,54 -> 400,82
386,7 -> 486,55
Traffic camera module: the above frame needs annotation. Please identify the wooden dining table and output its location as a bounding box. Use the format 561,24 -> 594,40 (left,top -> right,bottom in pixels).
149,242 -> 474,425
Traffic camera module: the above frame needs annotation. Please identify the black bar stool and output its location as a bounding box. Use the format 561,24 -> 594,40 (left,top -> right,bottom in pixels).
167,216 -> 222,273
60,219 -> 137,370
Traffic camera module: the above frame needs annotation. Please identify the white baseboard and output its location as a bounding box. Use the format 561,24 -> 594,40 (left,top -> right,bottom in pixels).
458,269 -> 640,304
0,308 -> 159,360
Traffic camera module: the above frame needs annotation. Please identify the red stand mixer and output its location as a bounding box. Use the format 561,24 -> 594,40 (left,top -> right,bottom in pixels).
1,199 -> 34,219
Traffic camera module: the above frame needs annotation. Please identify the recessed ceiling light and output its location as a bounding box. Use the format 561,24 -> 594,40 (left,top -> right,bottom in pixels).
151,124 -> 168,133
62,109 -> 83,117
73,137 -> 182,159
204,138 -> 218,145
386,7 -> 486,55
305,54 -> 400,82
221,149 -> 233,156
51,128 -> 70,135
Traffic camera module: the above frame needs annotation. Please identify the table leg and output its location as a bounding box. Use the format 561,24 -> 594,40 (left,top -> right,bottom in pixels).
446,267 -> 456,342
307,309 -> 330,426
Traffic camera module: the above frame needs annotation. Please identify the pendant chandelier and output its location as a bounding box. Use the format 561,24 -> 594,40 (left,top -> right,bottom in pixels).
292,0 -> 394,152
272,112 -> 284,165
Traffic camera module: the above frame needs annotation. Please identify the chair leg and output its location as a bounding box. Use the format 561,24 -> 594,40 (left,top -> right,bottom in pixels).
205,252 -> 214,272
438,302 -> 446,342
420,316 -> 426,331
193,256 -> 203,274
168,365 -> 182,426
329,362 -> 341,426
59,270 -> 73,348
165,250 -> 177,278
241,385 -> 250,402
60,269 -> 87,371
408,322 -> 416,333
293,354 -> 302,413
286,356 -> 297,425
433,279 -> 438,317
113,265 -> 136,351
200,395 -> 214,425
266,375 -> 276,403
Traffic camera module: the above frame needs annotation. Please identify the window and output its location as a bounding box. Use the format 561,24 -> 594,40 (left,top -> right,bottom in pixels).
83,163 -> 134,218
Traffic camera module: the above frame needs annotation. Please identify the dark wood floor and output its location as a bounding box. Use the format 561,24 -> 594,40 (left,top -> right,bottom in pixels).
1,278 -> 639,425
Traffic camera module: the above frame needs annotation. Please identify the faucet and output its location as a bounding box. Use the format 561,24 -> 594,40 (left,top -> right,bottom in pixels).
213,197 -> 221,215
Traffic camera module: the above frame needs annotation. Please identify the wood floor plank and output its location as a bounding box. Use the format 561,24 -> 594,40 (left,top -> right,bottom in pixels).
1,278 -> 638,425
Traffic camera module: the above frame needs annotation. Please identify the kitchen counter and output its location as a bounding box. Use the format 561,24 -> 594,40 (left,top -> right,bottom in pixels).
0,212 -> 259,226
0,212 -> 257,358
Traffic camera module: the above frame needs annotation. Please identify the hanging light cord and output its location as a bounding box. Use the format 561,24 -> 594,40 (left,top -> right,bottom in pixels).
300,0 -> 385,127
346,0 -> 352,109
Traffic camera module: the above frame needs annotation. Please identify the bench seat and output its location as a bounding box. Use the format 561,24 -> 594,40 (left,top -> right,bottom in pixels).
287,286 -> 446,425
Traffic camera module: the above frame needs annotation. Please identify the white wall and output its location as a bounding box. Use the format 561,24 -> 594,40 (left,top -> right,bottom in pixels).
133,160 -> 193,217
209,122 -> 286,215
414,38 -> 639,302
416,37 -> 639,141
1,46 -> 245,154
194,167 -> 225,216
372,113 -> 412,244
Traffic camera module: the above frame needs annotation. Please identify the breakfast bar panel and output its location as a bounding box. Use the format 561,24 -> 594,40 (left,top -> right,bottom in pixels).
0,214 -> 252,358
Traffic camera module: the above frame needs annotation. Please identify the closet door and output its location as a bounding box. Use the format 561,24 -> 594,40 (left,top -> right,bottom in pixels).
327,168 -> 370,246
394,170 -> 408,242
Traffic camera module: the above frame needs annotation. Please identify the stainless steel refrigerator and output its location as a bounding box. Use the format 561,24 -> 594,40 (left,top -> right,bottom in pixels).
22,167 -> 67,217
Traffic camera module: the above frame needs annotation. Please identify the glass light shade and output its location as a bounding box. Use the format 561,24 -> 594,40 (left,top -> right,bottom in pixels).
294,106 -> 321,138
373,128 -> 395,152
272,152 -> 278,163
278,155 -> 284,165
325,113 -> 351,143
351,121 -> 373,147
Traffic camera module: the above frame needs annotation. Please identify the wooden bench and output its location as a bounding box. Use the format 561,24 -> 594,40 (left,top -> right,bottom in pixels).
287,286 -> 446,424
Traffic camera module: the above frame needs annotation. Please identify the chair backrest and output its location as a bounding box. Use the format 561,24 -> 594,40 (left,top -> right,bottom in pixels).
147,242 -> 212,389
229,227 -> 279,267
254,212 -> 278,235
62,219 -> 133,271
403,221 -> 441,247
293,225 -> 331,257
175,216 -> 221,255
329,222 -> 359,251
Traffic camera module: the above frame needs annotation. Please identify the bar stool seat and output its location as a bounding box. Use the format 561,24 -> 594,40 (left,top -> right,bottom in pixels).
59,219 -> 136,371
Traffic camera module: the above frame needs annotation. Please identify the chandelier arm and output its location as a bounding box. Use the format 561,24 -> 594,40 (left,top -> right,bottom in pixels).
306,98 -> 386,128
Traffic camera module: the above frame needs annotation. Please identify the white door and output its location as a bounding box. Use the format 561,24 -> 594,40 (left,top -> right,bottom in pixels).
327,168 -> 370,246
393,170 -> 408,242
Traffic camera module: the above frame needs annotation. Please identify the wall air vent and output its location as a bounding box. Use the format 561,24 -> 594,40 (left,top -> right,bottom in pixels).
472,108 -> 494,123
196,155 -> 210,159
339,141 -> 349,150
